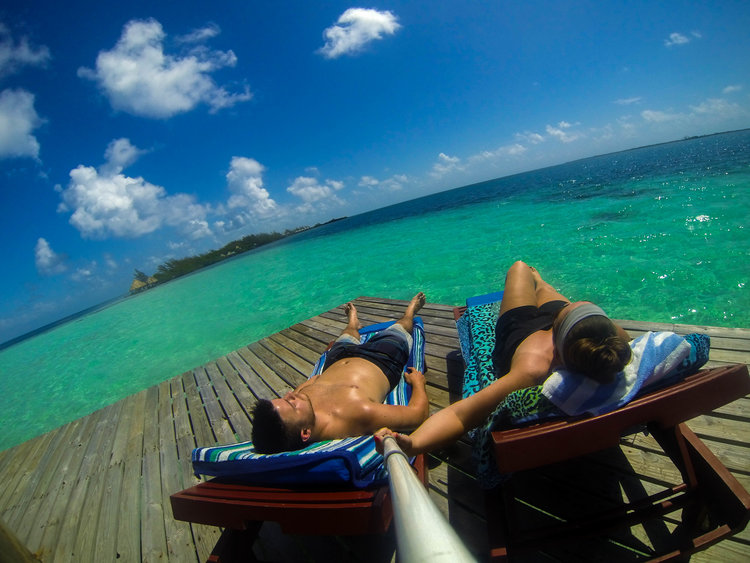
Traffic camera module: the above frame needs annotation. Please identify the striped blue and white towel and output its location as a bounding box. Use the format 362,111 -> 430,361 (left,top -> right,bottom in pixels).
191,317 -> 425,487
542,331 -> 691,416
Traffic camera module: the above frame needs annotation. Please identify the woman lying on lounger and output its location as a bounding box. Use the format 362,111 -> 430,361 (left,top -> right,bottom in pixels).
375,261 -> 632,456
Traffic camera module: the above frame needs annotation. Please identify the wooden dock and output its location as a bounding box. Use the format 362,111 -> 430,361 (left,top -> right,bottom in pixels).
0,296 -> 748,562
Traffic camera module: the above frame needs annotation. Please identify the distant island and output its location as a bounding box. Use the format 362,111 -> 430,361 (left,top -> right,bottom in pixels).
129,217 -> 346,293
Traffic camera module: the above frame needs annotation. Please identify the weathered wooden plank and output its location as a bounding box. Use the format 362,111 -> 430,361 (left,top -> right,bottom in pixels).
193,366 -> 234,444
22,418 -> 86,553
11,420 -> 81,542
686,411 -> 750,448
286,321 -> 334,349
115,388 -> 147,563
709,348 -> 750,365
426,461 -> 490,559
226,349 -> 278,401
233,346 -> 290,398
216,358 -> 259,436
248,340 -> 307,389
140,385 -> 168,562
92,394 -> 136,562
268,331 -> 320,366
93,459 -> 125,562
712,396 -> 749,418
170,378 -> 200,491
298,316 -> 345,339
157,380 -> 198,562
168,379 -> 223,561
614,319 -> 750,338
280,325 -> 328,356
0,431 -> 55,520
206,361 -> 253,440
258,337 -> 313,381
53,401 -> 121,561
31,407 -> 101,558
1,430 -> 59,529
69,400 -> 126,561
182,370 -> 217,448
631,429 -> 750,489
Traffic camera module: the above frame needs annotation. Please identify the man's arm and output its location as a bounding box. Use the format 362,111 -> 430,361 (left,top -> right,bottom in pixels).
361,368 -> 429,431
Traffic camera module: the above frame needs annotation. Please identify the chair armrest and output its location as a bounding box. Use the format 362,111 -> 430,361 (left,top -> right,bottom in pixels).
491,364 -> 750,473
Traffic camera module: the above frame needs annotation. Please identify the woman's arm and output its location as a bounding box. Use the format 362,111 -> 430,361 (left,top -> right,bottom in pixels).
377,372 -> 522,456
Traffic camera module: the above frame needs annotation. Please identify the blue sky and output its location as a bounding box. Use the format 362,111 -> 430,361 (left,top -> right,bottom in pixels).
1,1 -> 749,343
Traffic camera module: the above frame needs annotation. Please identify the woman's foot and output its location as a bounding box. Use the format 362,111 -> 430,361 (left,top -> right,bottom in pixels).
528,265 -> 543,286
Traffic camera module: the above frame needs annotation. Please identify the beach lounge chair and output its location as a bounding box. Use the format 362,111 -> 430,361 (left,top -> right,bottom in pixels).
454,295 -> 750,561
170,318 -> 428,562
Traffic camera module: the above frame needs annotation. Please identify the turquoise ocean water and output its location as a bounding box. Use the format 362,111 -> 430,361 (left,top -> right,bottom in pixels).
1,130 -> 748,451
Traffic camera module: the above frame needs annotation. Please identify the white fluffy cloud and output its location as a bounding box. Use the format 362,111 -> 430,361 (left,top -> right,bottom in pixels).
614,97 -> 642,106
0,22 -> 50,77
176,23 -> 221,45
0,88 -> 43,159
469,144 -> 527,165
431,152 -> 462,178
664,32 -> 689,47
358,176 -> 379,188
664,31 -> 701,48
100,137 -> 146,174
515,132 -> 545,144
722,85 -> 742,94
640,96 -> 746,127
641,109 -> 681,123
318,8 -> 401,59
689,98 -> 746,119
78,19 -> 251,118
546,121 -> 582,143
35,238 -> 67,275
226,157 -> 278,217
287,176 -> 344,206
59,138 -> 210,239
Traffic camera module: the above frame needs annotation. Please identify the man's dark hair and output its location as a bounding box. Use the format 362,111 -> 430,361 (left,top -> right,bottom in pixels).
251,399 -> 306,453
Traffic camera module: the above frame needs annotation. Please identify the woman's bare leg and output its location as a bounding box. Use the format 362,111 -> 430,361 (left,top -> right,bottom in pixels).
499,261 -> 569,315
498,261 -> 539,316
529,266 -> 570,307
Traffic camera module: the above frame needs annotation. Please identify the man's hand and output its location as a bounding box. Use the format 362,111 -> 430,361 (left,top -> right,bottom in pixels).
374,427 -> 415,457
403,367 -> 425,388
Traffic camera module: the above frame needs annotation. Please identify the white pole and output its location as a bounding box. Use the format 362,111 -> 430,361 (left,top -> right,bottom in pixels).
382,436 -> 477,563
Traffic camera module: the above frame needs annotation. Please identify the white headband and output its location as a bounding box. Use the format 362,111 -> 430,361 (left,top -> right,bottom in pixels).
555,303 -> 608,361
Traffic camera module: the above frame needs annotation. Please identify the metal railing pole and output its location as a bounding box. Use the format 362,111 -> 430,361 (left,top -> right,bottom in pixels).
382,436 -> 476,562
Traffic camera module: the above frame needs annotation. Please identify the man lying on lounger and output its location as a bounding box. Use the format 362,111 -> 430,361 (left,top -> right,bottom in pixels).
250,293 -> 430,453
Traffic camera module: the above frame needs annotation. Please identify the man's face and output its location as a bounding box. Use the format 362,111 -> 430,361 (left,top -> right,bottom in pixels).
270,391 -> 315,436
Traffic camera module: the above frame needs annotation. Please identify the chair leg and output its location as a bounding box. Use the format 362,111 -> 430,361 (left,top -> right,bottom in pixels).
208,522 -> 263,563
484,485 -> 512,561
651,422 -> 750,552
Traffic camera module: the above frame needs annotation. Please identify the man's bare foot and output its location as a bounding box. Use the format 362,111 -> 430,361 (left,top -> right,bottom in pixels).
405,292 -> 426,317
344,302 -> 362,329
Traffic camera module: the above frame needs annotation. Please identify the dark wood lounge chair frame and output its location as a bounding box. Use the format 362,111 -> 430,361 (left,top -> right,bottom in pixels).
486,363 -> 750,561
171,454 -> 427,562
